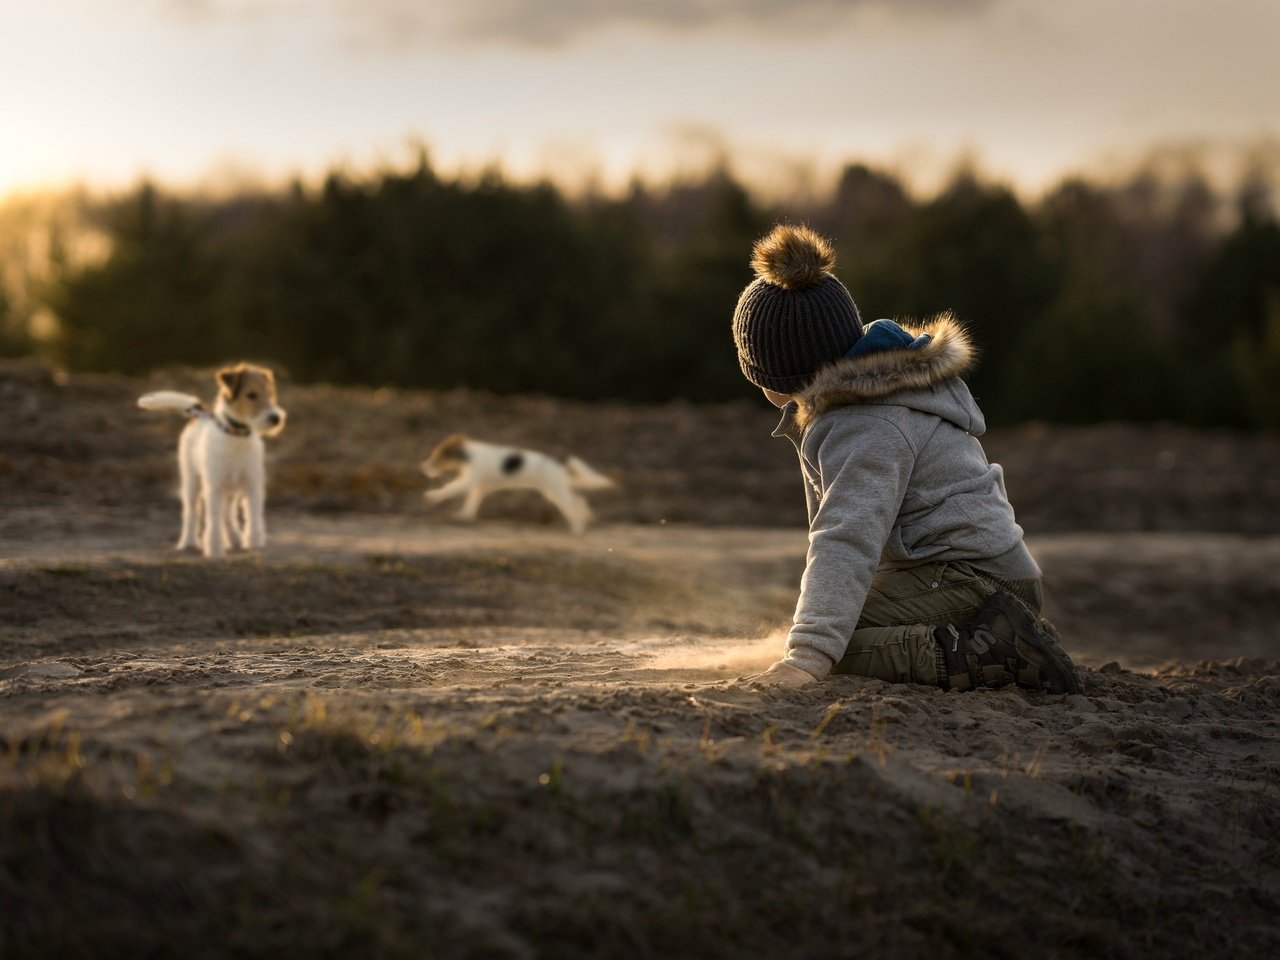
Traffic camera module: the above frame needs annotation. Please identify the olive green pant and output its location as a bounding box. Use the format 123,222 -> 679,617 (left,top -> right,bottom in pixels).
830,561 -> 1043,686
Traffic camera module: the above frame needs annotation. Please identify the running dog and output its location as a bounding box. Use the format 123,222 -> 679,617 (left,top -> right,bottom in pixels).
421,434 -> 614,534
138,363 -> 287,558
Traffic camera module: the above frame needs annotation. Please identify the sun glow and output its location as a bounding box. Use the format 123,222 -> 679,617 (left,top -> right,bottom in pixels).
1,1 -> 1277,202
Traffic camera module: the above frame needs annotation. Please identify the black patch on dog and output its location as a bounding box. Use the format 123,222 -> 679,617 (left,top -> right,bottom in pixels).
501,452 -> 525,475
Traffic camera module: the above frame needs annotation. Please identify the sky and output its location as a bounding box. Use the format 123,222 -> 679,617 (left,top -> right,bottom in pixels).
1,0 -> 1278,199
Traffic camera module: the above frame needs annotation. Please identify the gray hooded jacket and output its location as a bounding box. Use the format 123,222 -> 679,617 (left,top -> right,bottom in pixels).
771,314 -> 1040,678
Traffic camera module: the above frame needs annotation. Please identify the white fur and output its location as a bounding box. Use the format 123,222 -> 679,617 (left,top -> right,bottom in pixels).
137,391 -> 202,413
422,438 -> 614,535
138,388 -> 285,558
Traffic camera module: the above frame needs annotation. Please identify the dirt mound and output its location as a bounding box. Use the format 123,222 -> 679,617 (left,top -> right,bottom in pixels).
2,359 -> 1278,958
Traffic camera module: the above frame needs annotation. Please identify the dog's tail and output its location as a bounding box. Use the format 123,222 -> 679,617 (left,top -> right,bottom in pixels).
565,456 -> 615,491
138,391 -> 202,415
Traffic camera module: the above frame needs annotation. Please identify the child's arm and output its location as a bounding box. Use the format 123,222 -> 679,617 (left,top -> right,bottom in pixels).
781,414 -> 915,679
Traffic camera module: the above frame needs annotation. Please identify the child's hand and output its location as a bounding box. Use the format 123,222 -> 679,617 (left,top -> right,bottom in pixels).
746,660 -> 816,688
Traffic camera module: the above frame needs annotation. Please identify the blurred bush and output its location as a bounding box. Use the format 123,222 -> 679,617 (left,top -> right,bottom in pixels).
13,153 -> 1280,426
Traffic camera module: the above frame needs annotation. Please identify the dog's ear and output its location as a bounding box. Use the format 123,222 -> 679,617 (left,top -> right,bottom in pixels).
217,366 -> 246,399
256,367 -> 278,399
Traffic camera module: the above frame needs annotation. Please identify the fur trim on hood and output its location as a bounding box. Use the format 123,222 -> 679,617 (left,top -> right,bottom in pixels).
794,313 -> 975,429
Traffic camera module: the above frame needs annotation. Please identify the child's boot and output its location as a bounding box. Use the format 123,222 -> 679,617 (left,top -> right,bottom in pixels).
936,592 -> 1081,694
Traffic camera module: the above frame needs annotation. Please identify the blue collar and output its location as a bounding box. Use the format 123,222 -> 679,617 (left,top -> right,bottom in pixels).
846,319 -> 932,359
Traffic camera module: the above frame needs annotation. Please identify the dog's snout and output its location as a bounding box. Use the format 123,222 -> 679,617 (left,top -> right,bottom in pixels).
267,412 -> 281,427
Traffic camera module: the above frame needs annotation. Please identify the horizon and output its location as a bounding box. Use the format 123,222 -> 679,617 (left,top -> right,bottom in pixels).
2,0 -> 1277,203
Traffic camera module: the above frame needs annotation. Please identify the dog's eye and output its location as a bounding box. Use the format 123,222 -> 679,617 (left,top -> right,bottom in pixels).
246,391 -> 258,400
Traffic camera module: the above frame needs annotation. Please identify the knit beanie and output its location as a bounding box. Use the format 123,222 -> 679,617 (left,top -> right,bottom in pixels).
732,224 -> 863,393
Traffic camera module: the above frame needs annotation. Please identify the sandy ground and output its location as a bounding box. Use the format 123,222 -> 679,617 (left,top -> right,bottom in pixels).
2,360 -> 1279,958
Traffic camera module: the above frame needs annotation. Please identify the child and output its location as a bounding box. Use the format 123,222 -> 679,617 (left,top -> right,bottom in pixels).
731,223 -> 1080,693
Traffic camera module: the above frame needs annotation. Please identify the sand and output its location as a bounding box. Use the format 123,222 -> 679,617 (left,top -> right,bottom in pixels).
2,360 -> 1278,958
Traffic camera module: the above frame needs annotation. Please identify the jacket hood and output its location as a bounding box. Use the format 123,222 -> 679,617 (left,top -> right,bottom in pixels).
793,313 -> 982,432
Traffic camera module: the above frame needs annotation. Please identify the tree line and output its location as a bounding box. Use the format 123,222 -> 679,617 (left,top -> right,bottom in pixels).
3,154 -> 1278,426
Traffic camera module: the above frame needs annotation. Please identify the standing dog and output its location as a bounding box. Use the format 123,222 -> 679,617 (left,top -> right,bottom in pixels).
421,434 -> 614,534
138,363 -> 286,558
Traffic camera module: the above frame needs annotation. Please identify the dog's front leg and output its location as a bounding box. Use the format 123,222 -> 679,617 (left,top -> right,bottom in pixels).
244,485 -> 267,550
220,496 -> 243,551
424,474 -> 472,506
204,491 -> 228,558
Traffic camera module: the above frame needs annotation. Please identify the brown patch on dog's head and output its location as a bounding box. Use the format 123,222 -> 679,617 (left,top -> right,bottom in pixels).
214,363 -> 286,436
421,432 -> 470,477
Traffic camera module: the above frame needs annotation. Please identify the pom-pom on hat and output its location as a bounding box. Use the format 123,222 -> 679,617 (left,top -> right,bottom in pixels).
732,223 -> 863,393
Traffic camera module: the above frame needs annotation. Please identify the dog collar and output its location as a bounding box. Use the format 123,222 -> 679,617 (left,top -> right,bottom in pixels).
185,402 -> 252,437
216,413 -> 252,438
